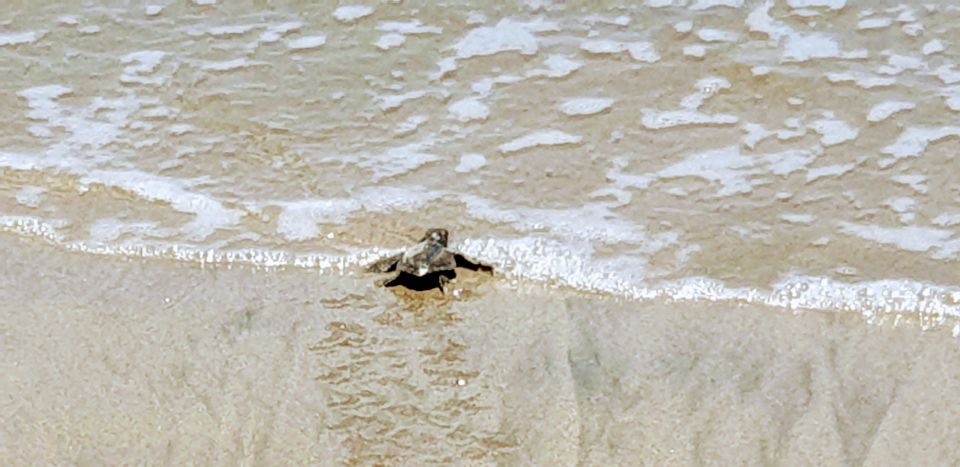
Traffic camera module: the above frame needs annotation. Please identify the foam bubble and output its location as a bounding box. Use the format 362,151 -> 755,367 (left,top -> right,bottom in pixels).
933,213 -> 960,227
901,22 -> 923,37
891,174 -> 928,194
626,42 -> 661,62
269,186 -> 441,241
786,0 -> 845,9
783,33 -> 867,62
781,213 -> 815,224
286,35 -> 326,50
580,39 -> 624,54
742,123 -> 774,149
942,87 -> 960,112
15,186 -> 45,208
867,101 -> 915,122
121,50 -> 167,84
89,218 -> 162,243
258,21 -> 302,43
880,126 -> 960,166
806,163 -> 855,182
18,84 -> 72,122
810,117 -> 859,146
373,89 -> 429,112
764,148 -> 820,175
455,153 -> 487,173
122,51 -> 166,73
431,57 -> 457,80
658,146 -> 758,196
376,21 -> 442,35
498,130 -> 583,154
839,223 -> 950,253
934,65 -> 960,85
826,72 -> 895,89
0,31 -> 44,47
201,58 -> 262,71
375,33 -> 405,50
857,17 -> 893,30
394,115 -> 428,135
697,28 -> 738,42
448,98 -> 490,122
641,109 -> 738,129
922,39 -> 945,55
0,215 -> 67,243
690,0 -> 744,9
683,45 -> 706,58
275,199 -> 362,241
580,40 -> 660,63
746,1 -> 789,41
894,6 -> 918,22
581,15 -> 631,26
527,54 -> 582,78
206,24 -> 259,37
884,197 -> 917,222
558,97 -> 614,116
469,75 -> 522,98
358,142 -> 440,181
877,54 -> 926,75
333,5 -> 374,23
455,19 -> 540,59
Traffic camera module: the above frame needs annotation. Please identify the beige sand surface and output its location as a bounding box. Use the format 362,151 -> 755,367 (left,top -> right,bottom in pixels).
3,234 -> 960,465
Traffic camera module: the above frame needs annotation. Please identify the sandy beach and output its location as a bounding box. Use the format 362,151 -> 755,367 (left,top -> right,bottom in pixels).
4,233 -> 959,465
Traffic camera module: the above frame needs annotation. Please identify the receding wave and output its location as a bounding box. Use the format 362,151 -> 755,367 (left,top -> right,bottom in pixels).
4,215 -> 958,324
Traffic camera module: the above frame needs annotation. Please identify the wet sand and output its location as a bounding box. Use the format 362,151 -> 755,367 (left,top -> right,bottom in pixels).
3,233 -> 960,465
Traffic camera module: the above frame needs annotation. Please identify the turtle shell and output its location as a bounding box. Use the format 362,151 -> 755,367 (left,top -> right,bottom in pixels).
396,239 -> 457,277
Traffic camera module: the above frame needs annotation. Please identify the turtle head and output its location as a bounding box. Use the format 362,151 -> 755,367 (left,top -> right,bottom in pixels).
421,228 -> 449,246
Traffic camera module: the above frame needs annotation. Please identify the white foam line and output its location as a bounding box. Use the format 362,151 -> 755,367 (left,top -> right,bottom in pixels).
3,221 -> 959,321
458,237 -> 960,321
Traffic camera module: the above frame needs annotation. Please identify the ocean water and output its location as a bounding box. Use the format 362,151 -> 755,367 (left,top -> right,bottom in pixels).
2,0 -> 960,322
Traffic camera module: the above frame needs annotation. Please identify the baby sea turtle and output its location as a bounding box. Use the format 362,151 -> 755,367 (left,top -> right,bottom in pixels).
366,228 -> 493,293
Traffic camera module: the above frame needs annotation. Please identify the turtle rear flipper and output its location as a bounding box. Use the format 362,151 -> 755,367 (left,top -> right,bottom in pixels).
454,253 -> 494,274
366,253 -> 402,273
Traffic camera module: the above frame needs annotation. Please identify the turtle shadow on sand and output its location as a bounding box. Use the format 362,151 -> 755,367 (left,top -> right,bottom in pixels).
365,228 -> 494,295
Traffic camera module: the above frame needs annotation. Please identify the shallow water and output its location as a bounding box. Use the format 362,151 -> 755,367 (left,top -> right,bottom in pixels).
2,0 -> 960,317
3,0 -> 960,463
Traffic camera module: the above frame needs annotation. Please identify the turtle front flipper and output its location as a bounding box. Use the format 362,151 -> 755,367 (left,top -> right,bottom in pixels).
438,275 -> 451,295
366,253 -> 403,273
454,253 -> 494,274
